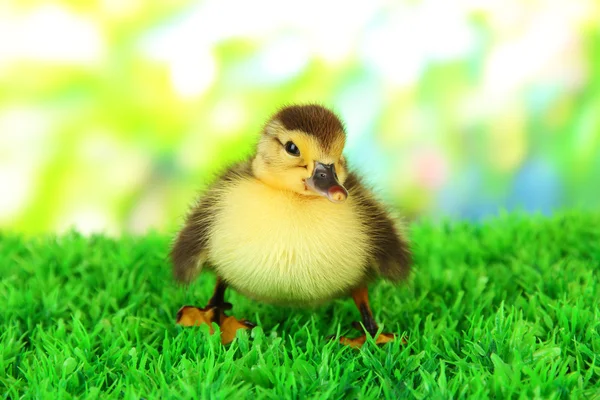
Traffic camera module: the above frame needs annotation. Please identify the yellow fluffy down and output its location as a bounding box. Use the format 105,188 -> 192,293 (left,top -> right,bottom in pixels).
207,177 -> 370,306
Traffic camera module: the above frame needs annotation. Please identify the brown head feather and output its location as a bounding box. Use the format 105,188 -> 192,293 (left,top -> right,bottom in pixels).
273,104 -> 345,151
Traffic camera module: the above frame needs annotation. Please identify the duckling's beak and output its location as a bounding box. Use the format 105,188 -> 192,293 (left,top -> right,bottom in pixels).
305,162 -> 348,203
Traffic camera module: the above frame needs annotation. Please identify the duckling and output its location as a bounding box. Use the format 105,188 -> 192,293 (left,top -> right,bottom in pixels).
171,104 -> 411,346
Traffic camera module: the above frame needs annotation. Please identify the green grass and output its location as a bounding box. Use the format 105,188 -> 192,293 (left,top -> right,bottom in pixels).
1,212 -> 600,399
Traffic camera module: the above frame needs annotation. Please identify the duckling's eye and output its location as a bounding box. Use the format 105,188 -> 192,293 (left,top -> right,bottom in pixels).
284,141 -> 300,157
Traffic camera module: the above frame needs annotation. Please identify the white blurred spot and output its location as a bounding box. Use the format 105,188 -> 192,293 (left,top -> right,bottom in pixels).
360,6 -> 425,87
258,36 -> 310,82
482,0 -> 589,104
303,0 -> 378,64
0,5 -> 104,65
418,0 -> 476,62
0,164 -> 33,222
58,208 -> 118,236
101,0 -> 141,17
211,99 -> 249,136
140,22 -> 216,98
361,1 -> 475,87
139,0 -> 381,89
0,106 -> 51,222
171,51 -> 217,98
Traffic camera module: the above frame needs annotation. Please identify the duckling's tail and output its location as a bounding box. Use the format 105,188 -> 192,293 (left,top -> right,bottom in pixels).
169,225 -> 208,284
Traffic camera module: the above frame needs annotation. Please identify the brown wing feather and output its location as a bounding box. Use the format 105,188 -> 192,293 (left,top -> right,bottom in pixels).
170,162 -> 253,283
170,195 -> 214,283
345,173 -> 412,282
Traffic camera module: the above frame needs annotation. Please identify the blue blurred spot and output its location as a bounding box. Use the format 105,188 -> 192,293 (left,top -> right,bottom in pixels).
507,157 -> 562,215
433,157 -> 562,221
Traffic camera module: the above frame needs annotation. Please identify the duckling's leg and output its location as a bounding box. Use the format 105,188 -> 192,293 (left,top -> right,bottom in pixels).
176,276 -> 255,344
338,286 -> 396,348
206,277 -> 233,310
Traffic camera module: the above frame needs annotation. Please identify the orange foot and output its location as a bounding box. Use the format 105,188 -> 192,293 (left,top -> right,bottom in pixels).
176,305 -> 255,344
334,322 -> 407,348
338,332 -> 396,348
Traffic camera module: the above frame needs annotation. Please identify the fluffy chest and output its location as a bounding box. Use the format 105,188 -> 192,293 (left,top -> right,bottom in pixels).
207,179 -> 370,304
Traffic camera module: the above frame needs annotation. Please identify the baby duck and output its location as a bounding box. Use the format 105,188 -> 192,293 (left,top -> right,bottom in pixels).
171,104 -> 411,346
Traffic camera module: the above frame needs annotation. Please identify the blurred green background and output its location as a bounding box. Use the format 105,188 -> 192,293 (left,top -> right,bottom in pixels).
1,0 -> 599,235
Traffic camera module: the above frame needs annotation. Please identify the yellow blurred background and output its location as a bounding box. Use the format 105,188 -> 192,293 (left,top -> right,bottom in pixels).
1,0 -> 599,235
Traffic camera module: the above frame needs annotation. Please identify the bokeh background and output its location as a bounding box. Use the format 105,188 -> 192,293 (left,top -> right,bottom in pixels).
1,0 -> 599,235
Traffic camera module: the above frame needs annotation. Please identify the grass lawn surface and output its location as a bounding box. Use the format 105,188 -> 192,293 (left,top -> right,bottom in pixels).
1,212 -> 600,399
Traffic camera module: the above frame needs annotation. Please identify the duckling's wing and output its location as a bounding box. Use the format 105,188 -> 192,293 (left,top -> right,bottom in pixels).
170,162 -> 252,283
346,173 -> 412,282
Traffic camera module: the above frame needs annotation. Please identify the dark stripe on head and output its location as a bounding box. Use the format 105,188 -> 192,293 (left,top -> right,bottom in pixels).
273,104 -> 345,151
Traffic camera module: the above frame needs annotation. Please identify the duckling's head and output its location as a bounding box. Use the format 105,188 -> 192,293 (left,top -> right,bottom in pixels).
252,104 -> 349,203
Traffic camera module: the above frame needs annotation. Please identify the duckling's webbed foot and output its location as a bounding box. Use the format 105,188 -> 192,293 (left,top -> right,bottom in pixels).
175,277 -> 255,344
337,287 -> 398,348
